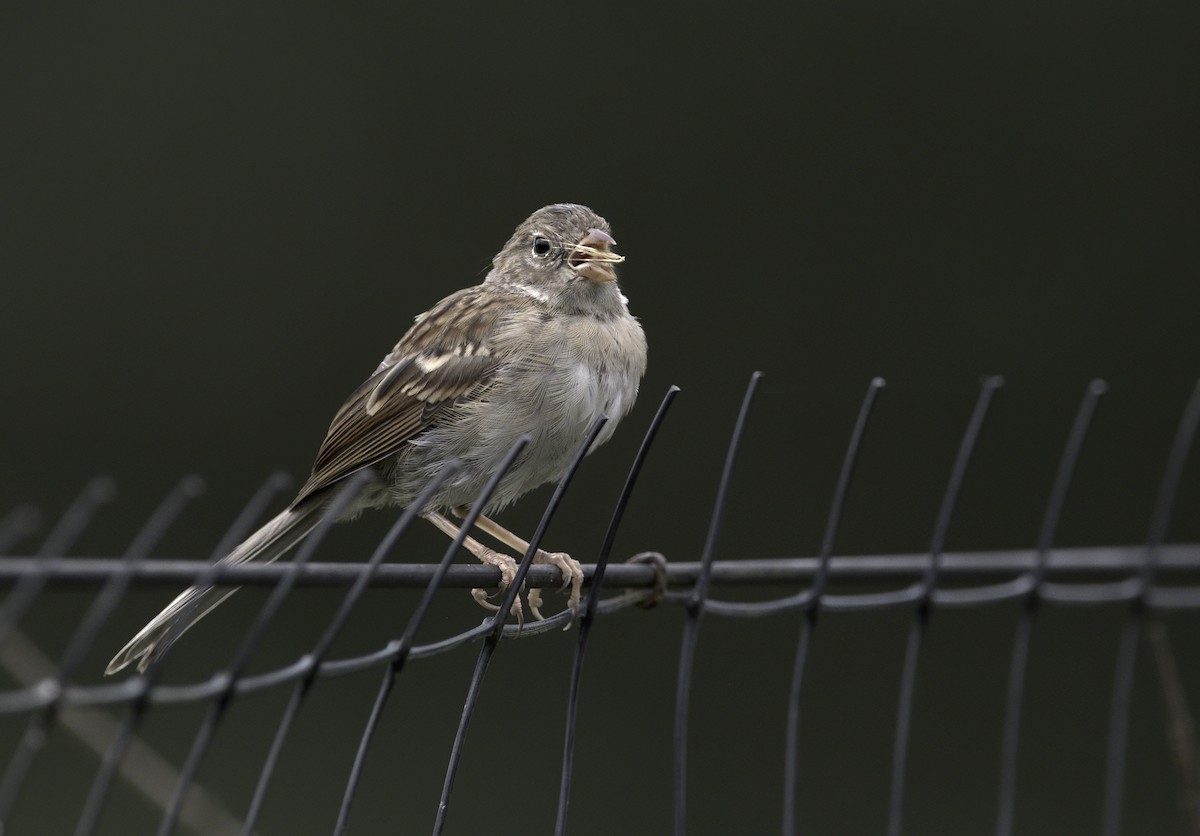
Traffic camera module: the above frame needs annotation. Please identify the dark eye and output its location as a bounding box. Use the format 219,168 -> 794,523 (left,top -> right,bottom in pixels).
532,236 -> 551,256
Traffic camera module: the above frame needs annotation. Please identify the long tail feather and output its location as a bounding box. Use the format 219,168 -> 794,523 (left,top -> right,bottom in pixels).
105,504 -> 323,675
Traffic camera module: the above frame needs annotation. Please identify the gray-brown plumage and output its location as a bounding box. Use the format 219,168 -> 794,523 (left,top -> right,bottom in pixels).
106,203 -> 647,675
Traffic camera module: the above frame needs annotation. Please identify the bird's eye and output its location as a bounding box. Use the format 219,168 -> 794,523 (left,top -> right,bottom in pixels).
532,236 -> 551,256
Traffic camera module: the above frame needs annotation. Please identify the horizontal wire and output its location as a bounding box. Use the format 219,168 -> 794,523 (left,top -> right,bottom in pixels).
0,545 -> 1193,718
0,544 -> 1197,588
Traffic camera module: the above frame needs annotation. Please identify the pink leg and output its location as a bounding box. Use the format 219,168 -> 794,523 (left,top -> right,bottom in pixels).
423,511 -> 523,626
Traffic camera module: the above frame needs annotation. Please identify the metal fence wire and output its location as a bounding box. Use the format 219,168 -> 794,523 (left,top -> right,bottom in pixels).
1,374 -> 1199,836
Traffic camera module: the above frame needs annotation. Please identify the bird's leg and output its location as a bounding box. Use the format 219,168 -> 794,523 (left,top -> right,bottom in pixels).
456,512 -> 583,625
422,511 -> 522,626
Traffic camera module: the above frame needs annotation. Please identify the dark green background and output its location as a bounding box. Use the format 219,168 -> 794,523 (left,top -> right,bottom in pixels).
2,0 -> 1198,834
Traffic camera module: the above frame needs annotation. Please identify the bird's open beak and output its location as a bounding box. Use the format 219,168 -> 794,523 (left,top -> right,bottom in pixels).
568,228 -> 625,282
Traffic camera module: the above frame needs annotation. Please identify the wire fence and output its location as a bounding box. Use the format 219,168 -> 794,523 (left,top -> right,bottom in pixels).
0,375 -> 1198,835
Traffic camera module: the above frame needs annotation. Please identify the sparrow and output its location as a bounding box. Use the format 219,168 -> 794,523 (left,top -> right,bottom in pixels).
106,203 -> 647,675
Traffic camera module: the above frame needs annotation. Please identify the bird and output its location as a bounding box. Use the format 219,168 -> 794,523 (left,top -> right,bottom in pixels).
105,203 -> 648,675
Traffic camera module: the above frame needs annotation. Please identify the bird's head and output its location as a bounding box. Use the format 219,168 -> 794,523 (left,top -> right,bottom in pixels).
488,204 -> 627,308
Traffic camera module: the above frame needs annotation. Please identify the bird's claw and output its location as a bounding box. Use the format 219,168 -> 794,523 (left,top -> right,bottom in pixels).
531,551 -> 583,629
470,548 -> 523,627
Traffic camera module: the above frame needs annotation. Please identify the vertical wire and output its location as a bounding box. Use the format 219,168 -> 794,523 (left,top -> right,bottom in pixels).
783,377 -> 885,836
783,621 -> 813,835
674,372 -> 762,836
994,380 -> 1106,836
331,437 -> 530,836
555,385 -> 680,835
1101,620 -> 1141,836
1100,378 -> 1200,836
432,417 -> 609,836
239,463 -> 460,836
886,376 -> 1003,836
154,472 -> 373,836
0,476 -> 200,829
0,477 -> 116,645
886,621 -> 926,836
73,472 -> 292,836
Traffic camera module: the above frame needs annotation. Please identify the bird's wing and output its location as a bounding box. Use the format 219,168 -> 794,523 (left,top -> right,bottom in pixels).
293,286 -> 510,504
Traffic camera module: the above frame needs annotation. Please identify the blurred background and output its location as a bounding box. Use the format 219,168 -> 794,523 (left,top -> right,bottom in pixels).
1,0 -> 1198,833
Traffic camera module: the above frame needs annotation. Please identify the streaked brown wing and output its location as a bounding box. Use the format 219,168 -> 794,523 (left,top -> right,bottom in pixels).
292,286 -> 507,504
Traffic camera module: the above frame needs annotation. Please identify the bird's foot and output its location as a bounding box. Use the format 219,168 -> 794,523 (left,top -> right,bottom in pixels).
528,551 -> 583,628
471,548 -> 523,628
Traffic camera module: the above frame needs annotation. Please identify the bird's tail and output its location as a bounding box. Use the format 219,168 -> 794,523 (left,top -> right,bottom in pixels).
105,503 -> 324,676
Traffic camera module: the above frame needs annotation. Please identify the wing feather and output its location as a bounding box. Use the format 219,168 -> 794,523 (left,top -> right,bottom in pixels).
292,286 -> 507,504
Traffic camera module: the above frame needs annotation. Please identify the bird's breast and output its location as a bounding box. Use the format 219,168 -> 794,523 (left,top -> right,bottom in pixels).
525,313 -> 645,430
399,308 -> 646,512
